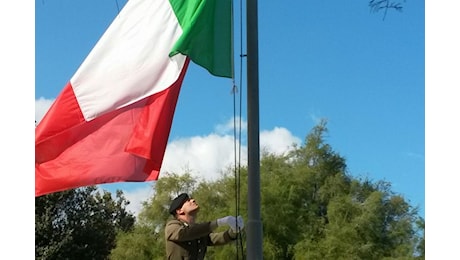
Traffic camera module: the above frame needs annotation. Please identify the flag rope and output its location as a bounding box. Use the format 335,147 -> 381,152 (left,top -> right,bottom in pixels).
231,0 -> 246,257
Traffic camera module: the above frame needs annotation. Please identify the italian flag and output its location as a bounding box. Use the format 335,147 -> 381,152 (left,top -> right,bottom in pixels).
35,0 -> 232,196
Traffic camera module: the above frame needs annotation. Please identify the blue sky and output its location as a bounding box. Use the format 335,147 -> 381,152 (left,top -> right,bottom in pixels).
34,0 -> 425,219
0,0 -> 451,257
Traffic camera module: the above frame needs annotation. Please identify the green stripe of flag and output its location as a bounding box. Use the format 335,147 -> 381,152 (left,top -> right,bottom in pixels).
169,0 -> 232,78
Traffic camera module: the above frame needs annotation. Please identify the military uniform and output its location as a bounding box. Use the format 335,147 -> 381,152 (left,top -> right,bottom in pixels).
165,219 -> 237,260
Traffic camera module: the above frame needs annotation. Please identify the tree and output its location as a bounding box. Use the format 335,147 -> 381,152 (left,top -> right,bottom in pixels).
110,120 -> 423,259
35,186 -> 135,260
369,0 -> 405,20
110,171 -> 245,259
289,120 -> 424,259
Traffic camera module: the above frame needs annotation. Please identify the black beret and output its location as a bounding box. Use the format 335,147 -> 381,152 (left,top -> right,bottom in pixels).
169,193 -> 189,215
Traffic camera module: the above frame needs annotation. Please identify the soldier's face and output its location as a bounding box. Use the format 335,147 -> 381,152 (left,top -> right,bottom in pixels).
181,197 -> 200,214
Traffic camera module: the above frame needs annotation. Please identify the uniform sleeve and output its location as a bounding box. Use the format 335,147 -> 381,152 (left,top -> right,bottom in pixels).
207,229 -> 238,246
165,219 -> 219,242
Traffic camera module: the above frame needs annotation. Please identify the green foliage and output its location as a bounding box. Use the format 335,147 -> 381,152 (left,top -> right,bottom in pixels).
35,186 -> 135,260
112,171 -> 246,259
110,119 -> 424,259
109,225 -> 162,260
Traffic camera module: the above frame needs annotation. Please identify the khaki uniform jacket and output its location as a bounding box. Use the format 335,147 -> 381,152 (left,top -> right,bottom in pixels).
165,219 -> 237,260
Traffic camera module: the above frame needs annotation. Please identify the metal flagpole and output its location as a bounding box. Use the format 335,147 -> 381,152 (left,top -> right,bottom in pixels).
246,0 -> 263,258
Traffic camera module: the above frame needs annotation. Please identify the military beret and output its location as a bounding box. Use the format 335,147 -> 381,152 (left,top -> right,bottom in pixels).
169,193 -> 189,215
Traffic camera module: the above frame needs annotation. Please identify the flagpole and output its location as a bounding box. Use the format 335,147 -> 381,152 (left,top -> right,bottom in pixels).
246,0 -> 263,258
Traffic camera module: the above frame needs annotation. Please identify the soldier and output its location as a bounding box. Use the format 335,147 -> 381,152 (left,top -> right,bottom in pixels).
165,193 -> 244,260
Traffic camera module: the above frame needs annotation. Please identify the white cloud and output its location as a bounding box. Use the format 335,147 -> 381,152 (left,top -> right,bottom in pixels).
260,127 -> 302,156
35,97 -> 54,123
161,125 -> 301,181
35,98 -> 302,217
97,184 -> 154,217
162,134 -> 241,181
123,185 -> 154,216
214,116 -> 247,135
117,125 -> 301,217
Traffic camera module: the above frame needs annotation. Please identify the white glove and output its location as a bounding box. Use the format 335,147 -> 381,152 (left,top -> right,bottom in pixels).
217,215 -> 244,233
217,216 -> 236,227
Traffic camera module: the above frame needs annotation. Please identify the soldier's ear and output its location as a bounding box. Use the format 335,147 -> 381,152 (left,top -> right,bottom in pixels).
177,208 -> 185,215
